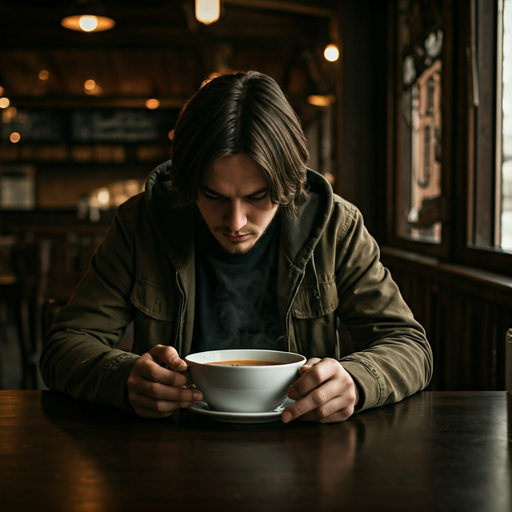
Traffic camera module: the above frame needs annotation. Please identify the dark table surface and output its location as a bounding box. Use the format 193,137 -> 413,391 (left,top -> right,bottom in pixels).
0,390 -> 510,512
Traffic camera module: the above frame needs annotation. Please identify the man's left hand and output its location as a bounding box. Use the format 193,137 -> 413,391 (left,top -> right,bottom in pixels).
281,358 -> 359,423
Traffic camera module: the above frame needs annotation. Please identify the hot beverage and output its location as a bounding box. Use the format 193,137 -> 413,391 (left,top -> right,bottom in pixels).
206,360 -> 284,366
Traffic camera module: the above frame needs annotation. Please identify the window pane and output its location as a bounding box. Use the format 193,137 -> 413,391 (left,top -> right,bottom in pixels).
397,0 -> 443,243
500,0 -> 512,250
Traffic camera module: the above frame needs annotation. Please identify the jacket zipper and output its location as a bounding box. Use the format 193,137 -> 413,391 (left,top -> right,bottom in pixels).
284,270 -> 306,351
174,270 -> 186,354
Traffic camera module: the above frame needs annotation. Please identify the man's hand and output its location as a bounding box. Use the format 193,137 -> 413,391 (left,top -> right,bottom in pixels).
127,344 -> 203,418
281,358 -> 358,423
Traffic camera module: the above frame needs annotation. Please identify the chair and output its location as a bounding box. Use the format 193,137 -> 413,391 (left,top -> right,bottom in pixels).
7,239 -> 51,389
0,235 -> 16,388
6,229 -> 104,388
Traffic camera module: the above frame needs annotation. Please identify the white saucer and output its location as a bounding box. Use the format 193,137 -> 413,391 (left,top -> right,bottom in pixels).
189,399 -> 295,424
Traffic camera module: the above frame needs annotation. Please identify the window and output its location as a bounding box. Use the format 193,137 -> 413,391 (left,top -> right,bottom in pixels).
389,0 -> 512,276
466,0 -> 512,273
391,0 -> 449,258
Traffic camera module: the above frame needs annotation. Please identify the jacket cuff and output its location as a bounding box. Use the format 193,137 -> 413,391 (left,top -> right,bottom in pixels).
101,352 -> 139,411
340,359 -> 381,413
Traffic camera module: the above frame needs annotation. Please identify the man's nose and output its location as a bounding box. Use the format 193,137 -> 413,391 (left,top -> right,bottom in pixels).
224,200 -> 247,232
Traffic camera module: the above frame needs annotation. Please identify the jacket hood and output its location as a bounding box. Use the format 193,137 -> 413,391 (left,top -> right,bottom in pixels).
144,160 -> 195,271
143,159 -> 334,270
280,167 -> 334,269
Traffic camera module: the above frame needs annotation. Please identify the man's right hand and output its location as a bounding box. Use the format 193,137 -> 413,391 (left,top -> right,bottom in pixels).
127,344 -> 203,418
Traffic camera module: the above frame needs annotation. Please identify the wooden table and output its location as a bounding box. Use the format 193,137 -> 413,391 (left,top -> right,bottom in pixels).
0,390 -> 510,511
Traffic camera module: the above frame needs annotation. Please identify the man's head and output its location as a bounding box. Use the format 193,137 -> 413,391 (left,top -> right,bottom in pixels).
169,70 -> 310,214
196,153 -> 279,254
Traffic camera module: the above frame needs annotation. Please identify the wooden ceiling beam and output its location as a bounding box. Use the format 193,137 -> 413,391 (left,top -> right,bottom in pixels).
224,0 -> 332,18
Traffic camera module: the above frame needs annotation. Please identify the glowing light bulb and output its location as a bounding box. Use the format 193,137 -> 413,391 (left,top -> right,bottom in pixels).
79,15 -> 99,32
195,0 -> 220,25
324,44 -> 340,62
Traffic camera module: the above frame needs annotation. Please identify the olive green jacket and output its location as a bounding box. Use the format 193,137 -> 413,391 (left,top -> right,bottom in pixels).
40,161 -> 433,413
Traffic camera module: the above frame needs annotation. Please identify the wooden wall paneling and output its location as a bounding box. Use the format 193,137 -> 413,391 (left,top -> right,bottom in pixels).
441,284 -> 456,390
382,248 -> 512,391
460,292 -> 473,389
479,300 -> 495,390
494,307 -> 510,390
427,280 -> 442,390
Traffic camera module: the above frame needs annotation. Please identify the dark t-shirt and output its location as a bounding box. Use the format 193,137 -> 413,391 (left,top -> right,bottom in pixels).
192,210 -> 283,352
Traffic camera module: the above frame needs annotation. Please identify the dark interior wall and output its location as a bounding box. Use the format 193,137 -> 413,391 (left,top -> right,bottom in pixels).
335,0 -> 388,243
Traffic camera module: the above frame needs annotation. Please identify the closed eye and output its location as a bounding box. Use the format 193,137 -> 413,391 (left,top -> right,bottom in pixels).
201,190 -> 223,201
247,191 -> 268,202
200,188 -> 269,202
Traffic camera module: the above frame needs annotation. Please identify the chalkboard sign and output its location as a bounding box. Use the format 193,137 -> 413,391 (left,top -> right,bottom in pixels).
71,109 -> 176,143
1,108 -> 178,144
1,109 -> 67,142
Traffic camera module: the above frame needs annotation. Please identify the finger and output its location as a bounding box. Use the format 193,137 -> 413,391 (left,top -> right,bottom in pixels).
130,393 -> 181,418
283,377 -> 343,422
135,377 -> 203,402
133,354 -> 188,387
130,389 -> 199,417
298,358 -> 321,375
297,395 -> 355,423
148,344 -> 188,371
288,358 -> 339,400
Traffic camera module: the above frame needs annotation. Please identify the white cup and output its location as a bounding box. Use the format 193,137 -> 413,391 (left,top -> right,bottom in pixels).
185,349 -> 306,413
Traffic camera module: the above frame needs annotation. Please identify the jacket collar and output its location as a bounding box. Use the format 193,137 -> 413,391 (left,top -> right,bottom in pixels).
280,168 -> 334,271
144,161 -> 333,272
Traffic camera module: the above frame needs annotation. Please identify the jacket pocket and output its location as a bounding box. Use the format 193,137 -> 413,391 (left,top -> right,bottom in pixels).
130,278 -> 177,321
291,279 -> 339,319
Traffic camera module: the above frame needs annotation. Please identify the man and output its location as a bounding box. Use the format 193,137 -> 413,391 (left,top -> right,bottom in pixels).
40,71 -> 433,423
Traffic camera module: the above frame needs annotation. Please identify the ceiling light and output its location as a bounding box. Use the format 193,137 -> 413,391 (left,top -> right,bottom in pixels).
61,0 -> 115,33
195,0 -> 220,25
324,44 -> 339,62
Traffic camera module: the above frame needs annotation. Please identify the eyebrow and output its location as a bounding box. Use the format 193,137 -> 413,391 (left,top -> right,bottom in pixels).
199,186 -> 269,198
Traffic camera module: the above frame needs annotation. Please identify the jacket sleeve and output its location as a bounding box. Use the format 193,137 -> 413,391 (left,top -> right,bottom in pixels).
334,201 -> 433,412
39,203 -> 140,411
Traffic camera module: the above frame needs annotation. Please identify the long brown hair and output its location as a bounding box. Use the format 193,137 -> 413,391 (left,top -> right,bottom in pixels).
169,70 -> 309,213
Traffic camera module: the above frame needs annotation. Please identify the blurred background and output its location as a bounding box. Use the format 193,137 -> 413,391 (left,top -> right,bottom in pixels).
0,0 -> 511,393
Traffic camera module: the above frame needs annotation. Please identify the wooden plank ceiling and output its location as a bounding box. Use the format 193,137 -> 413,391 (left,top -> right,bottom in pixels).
0,0 -> 336,120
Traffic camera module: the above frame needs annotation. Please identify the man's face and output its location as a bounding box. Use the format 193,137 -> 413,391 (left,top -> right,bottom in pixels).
196,154 -> 279,254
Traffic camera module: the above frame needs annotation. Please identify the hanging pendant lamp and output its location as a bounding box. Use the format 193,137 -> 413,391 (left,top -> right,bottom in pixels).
61,0 -> 115,33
